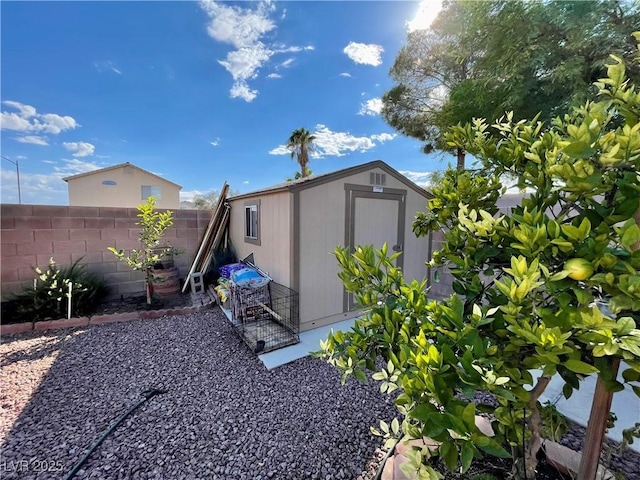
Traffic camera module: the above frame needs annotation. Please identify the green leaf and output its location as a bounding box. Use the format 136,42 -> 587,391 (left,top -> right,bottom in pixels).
462,402 -> 476,430
391,417 -> 400,436
460,442 -> 475,473
563,141 -> 596,159
562,383 -> 574,399
621,223 -> 640,249
616,317 -> 636,336
609,295 -> 637,314
564,359 -> 599,375
410,403 -> 437,421
440,441 -> 458,471
477,438 -> 511,458
353,369 -> 368,383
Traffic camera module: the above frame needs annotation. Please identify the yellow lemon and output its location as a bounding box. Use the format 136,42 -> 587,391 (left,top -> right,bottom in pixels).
564,258 -> 594,281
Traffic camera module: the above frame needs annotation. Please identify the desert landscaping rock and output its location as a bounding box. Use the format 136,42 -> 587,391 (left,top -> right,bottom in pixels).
2,308 -> 639,480
1,309 -> 397,480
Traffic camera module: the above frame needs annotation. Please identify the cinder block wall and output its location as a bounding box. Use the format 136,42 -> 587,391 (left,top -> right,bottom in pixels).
0,204 -> 212,301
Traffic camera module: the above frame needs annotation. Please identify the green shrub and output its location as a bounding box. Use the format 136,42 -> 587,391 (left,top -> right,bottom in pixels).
7,257 -> 107,322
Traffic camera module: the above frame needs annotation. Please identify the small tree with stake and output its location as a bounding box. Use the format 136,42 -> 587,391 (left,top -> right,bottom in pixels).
109,197 -> 176,305
318,37 -> 640,480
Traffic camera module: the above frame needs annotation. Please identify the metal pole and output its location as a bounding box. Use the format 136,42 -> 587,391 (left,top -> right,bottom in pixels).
16,158 -> 21,204
1,155 -> 21,204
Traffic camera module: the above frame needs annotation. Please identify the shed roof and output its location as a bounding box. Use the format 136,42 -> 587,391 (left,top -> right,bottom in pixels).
62,162 -> 182,189
228,160 -> 433,201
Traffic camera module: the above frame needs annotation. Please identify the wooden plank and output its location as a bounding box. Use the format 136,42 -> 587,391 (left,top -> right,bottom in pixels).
181,182 -> 229,293
199,205 -> 230,276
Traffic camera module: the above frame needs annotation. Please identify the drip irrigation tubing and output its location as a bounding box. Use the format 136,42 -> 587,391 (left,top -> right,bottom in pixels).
62,387 -> 167,480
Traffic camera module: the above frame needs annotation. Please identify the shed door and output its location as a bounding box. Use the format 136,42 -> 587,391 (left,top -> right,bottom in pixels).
345,187 -> 406,311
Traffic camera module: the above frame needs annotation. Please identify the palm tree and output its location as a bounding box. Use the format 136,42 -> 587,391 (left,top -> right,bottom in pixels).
286,128 -> 316,178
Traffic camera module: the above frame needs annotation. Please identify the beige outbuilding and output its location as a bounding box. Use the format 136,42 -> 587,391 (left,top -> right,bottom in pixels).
63,162 -> 182,209
227,160 -> 434,332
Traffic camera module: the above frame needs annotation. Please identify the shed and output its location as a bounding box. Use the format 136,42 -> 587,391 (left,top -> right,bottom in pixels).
63,162 -> 182,209
227,160 -> 433,332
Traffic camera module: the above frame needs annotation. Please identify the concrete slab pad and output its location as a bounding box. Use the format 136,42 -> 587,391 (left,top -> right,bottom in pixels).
258,317 -> 358,370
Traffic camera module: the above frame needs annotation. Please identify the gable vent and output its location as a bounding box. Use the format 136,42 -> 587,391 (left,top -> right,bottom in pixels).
369,172 -> 386,186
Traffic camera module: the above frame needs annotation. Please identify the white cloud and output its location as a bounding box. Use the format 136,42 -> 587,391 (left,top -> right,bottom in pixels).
200,0 -> 276,49
267,73 -> 282,79
0,169 -> 65,204
1,101 -> 78,135
63,141 -> 95,157
218,44 -> 272,82
358,98 -> 383,116
269,145 -> 289,156
407,0 -> 443,32
0,158 -> 104,204
370,133 -> 396,142
94,60 -> 122,75
274,45 -> 314,53
400,170 -> 432,188
269,124 -> 397,158
3,101 -> 36,117
200,0 -> 312,102
16,135 -> 49,146
280,58 -> 294,68
339,72 -> 352,78
343,42 -> 384,66
243,180 -> 250,185
54,158 -> 102,175
210,139 -> 220,146
229,82 -> 258,102
180,189 -> 203,202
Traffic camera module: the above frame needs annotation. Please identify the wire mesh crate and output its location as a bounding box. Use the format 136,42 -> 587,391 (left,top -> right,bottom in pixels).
228,281 -> 300,353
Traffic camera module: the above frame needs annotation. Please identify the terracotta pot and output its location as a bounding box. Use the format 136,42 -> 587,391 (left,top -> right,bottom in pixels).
151,267 -> 180,297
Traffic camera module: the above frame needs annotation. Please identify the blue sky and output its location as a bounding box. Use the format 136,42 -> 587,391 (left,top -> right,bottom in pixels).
0,0 -> 449,205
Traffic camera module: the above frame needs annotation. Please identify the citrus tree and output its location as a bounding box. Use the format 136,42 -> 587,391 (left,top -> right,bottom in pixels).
108,197 -> 176,305
318,39 -> 640,479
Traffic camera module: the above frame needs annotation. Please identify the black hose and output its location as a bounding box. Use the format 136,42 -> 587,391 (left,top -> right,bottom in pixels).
62,388 -> 167,480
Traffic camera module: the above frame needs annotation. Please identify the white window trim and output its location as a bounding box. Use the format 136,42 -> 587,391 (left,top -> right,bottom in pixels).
244,200 -> 260,245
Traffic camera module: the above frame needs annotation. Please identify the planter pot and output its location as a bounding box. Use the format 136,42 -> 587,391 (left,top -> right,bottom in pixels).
151,267 -> 180,297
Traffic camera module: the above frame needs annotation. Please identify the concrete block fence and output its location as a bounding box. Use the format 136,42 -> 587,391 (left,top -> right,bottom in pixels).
0,204 -> 212,302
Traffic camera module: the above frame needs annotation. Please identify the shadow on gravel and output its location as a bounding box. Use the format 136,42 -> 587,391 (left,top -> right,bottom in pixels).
0,331 -> 84,367
0,308 -> 396,480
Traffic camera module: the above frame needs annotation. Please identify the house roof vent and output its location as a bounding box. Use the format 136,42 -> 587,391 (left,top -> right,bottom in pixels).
369,172 -> 386,186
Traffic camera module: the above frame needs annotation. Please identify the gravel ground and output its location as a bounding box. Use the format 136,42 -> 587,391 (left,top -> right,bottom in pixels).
2,308 -> 639,480
1,309 -> 396,480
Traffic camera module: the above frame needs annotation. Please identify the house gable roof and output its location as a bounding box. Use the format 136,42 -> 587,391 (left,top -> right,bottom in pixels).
62,162 -> 182,189
228,160 -> 433,201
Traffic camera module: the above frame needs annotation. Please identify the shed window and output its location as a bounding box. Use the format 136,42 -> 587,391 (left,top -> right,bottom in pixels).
244,201 -> 260,245
141,185 -> 162,200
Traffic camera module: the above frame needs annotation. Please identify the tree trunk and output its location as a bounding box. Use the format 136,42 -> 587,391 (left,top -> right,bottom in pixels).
578,207 -> 640,479
456,148 -> 465,170
512,376 -> 551,479
578,358 -> 620,479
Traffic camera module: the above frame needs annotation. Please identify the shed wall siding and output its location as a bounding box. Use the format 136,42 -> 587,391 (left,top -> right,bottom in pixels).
228,192 -> 292,286
67,167 -> 180,209
297,182 -> 346,330
401,189 -> 431,283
